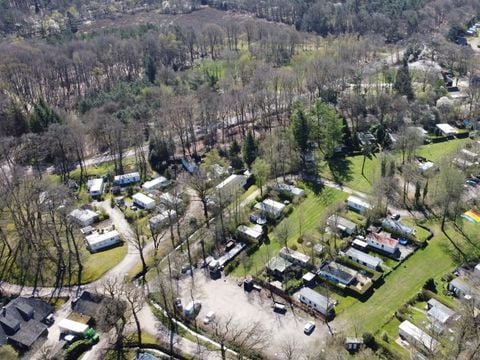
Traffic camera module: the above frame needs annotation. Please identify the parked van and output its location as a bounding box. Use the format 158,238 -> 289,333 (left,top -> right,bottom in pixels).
273,302 -> 287,314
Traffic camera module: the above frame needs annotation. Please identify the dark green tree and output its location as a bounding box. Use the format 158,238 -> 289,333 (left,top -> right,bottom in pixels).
30,99 -> 61,133
242,130 -> 258,168
394,62 -> 414,101
145,55 -> 156,84
290,105 -> 312,167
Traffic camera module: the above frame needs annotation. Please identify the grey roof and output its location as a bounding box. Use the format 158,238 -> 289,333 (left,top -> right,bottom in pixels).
318,261 -> 356,285
327,215 -> 357,231
298,287 -> 334,309
345,247 -> 383,268
0,297 -> 53,349
267,256 -> 292,273
450,278 -> 480,298
381,218 -> 415,236
279,247 -> 311,264
427,299 -> 456,324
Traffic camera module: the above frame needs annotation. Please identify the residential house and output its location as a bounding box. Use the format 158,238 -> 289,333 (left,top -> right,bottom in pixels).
237,224 -> 264,242
318,261 -> 357,286
344,247 -> 383,270
266,256 -> 293,280
142,176 -> 169,191
381,218 -> 416,238
149,209 -> 177,232
297,287 -> 335,317
366,232 -> 399,255
85,230 -> 121,252
113,172 -> 140,186
254,199 -> 285,219
399,320 -> 439,354
215,174 -> 246,198
327,215 -> 357,235
279,247 -> 311,267
69,208 -> 99,227
272,183 -> 305,197
88,178 -> 104,197
71,291 -> 125,331
132,193 -> 156,210
0,297 -> 53,352
436,123 -> 457,137
347,195 -> 372,214
426,299 -> 456,327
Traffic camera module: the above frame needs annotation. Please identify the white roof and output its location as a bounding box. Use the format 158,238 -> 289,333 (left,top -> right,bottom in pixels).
114,172 -> 140,182
85,230 -> 120,247
461,149 -> 478,157
215,174 -> 245,190
273,183 -> 305,196
418,161 -> 435,172
436,123 -> 457,135
352,238 -> 368,248
142,176 -> 169,190
88,178 -> 104,193
427,299 -> 456,324
347,195 -> 372,209
58,318 -> 89,333
237,224 -> 263,239
69,209 -> 98,223
262,199 -> 285,210
345,247 -> 383,268
399,320 -> 438,351
150,209 -> 176,224
475,263 -> 480,272
133,192 -> 155,206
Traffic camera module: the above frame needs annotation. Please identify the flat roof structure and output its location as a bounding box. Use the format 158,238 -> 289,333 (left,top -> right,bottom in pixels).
345,247 -> 383,269
85,230 -> 120,248
273,183 -> 305,196
318,261 -> 357,285
279,247 -> 311,265
427,299 -> 456,324
267,256 -> 292,274
133,192 -> 156,207
237,224 -> 264,240
436,123 -> 457,136
142,176 -> 169,190
399,320 -> 439,352
298,287 -> 335,311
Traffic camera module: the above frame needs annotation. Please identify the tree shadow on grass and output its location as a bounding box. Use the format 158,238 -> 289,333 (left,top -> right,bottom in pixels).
327,156 -> 354,185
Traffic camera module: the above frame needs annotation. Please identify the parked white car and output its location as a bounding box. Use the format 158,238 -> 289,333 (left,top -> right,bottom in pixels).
203,311 -> 215,325
304,321 -> 315,335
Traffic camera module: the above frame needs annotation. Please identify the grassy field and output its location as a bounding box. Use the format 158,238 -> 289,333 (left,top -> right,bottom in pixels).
81,243 -> 128,283
319,137 -> 472,193
230,186 -> 348,277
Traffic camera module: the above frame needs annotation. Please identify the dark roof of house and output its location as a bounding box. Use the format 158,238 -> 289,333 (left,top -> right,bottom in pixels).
0,297 -> 53,349
72,291 -> 104,318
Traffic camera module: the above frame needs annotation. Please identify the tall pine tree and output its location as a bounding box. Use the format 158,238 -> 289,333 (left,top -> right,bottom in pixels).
242,130 -> 258,168
394,61 -> 414,101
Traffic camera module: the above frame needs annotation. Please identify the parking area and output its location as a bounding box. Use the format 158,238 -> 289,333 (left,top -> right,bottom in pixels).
177,271 -> 328,357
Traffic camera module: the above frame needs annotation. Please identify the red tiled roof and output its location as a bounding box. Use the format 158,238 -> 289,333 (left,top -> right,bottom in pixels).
367,232 -> 398,247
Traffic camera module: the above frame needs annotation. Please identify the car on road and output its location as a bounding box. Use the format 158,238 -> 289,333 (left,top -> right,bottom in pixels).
272,302 -> 287,314
304,321 -> 315,335
203,311 -> 216,325
466,180 -> 477,187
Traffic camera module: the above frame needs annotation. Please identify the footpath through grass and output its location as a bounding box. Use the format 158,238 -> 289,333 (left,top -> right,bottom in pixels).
231,186 -> 348,277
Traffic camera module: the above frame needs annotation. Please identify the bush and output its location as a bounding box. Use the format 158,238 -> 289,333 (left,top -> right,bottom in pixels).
363,332 -> 376,348
64,339 -> 93,360
423,278 -> 437,293
297,236 -> 304,244
290,244 -> 298,251
381,331 -> 389,343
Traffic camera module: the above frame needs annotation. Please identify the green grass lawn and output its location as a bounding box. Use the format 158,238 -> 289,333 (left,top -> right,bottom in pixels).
81,242 -> 128,283
230,186 -> 348,277
334,226 -> 455,335
319,137 -> 472,193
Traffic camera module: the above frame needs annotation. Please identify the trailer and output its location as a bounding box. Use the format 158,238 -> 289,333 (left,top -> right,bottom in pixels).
58,318 -> 89,335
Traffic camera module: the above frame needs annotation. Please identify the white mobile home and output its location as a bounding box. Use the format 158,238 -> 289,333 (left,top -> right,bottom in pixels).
427,299 -> 456,326
113,172 -> 140,186
85,230 -> 121,252
327,215 -> 357,235
366,232 -> 399,255
272,183 -> 305,197
149,209 -> 177,232
215,174 -> 246,197
279,247 -> 311,267
237,224 -> 264,242
142,176 -> 169,191
88,178 -> 104,197
345,247 -> 383,270
474,263 -> 480,278
132,193 -> 156,210
347,196 -> 372,214
399,320 -> 438,354
460,149 -> 479,163
69,209 -> 99,227
436,123 -> 457,137
298,287 -> 335,317
254,199 -> 285,219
